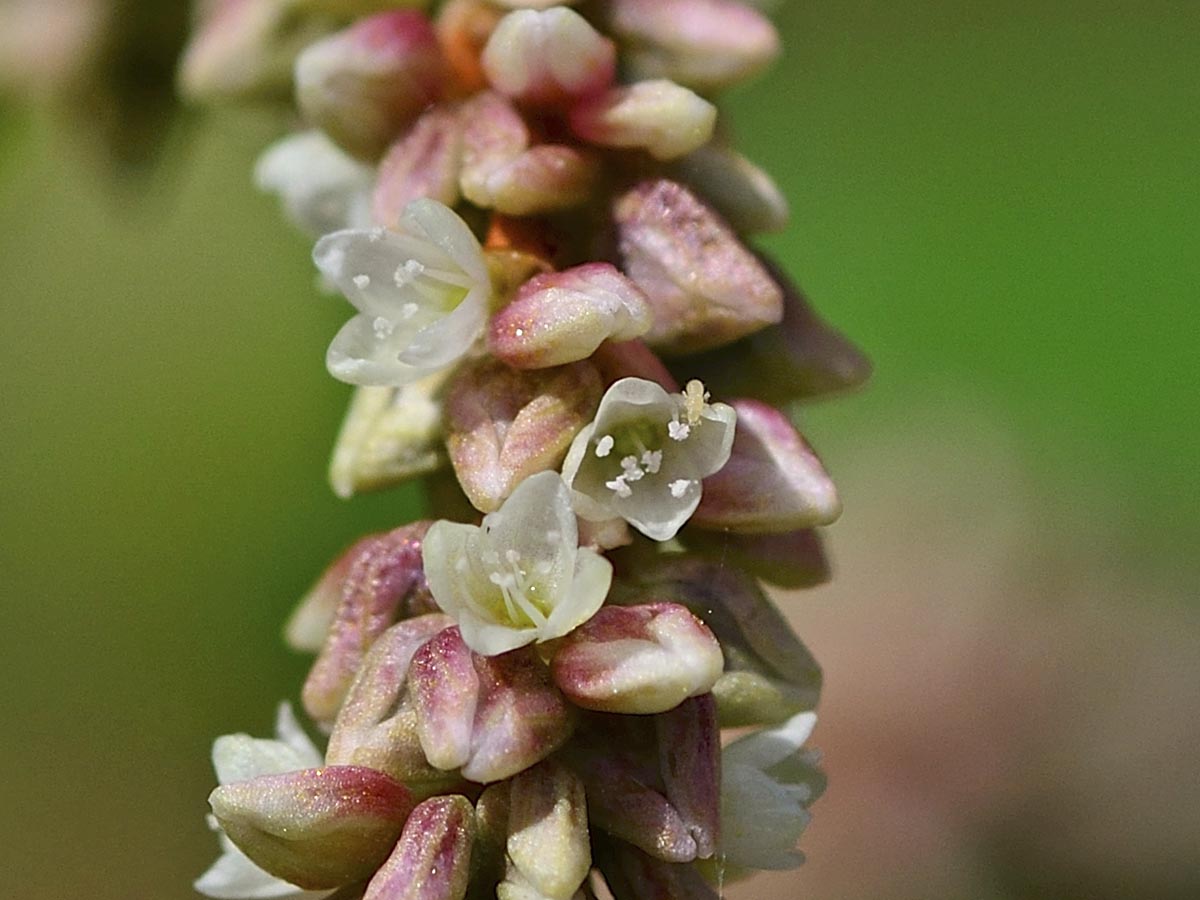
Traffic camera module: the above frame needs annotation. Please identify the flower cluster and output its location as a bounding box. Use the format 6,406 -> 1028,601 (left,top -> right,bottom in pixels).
182,1 -> 867,898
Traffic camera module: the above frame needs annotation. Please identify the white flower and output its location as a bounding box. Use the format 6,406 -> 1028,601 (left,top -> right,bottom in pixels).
720,711 -> 824,871
560,377 -> 736,541
195,703 -> 329,900
313,199 -> 490,387
422,471 -> 613,656
254,131 -> 374,238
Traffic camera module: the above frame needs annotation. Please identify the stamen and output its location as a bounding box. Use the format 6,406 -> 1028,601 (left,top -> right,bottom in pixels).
372,316 -> 395,340
352,274 -> 371,289
641,450 -> 663,474
668,478 -> 693,498
668,419 -> 691,441
595,434 -> 615,458
606,475 -> 633,498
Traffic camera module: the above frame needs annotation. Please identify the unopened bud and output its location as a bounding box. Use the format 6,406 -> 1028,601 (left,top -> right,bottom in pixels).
296,11 -> 445,159
459,90 -> 599,215
372,107 -> 464,228
410,628 -> 574,783
614,180 -> 782,354
593,838 -> 718,900
671,142 -> 788,234
481,7 -> 615,106
681,258 -> 872,402
326,615 -> 459,794
655,696 -> 719,859
570,80 -> 716,161
285,533 -> 375,653
693,399 -> 840,532
179,0 -> 329,102
329,373 -> 450,500
489,264 -> 652,369
609,0 -> 779,92
209,765 -> 415,890
551,604 -> 723,714
445,358 -> 601,512
590,340 -> 679,391
302,523 -> 439,726
682,527 -> 830,590
501,761 -> 591,900
363,794 -> 475,900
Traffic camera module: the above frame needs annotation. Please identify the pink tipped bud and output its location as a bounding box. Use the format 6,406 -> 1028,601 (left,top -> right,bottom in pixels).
570,741 -> 698,863
481,7 -> 615,106
551,604 -> 723,714
372,106 -> 465,228
502,761 -> 591,900
680,258 -> 872,403
609,0 -> 779,92
178,0 -> 329,102
614,180 -> 782,354
363,794 -> 476,900
466,643 -> 575,783
655,696 -> 720,859
410,626 -> 481,771
326,615 -> 459,792
296,11 -> 445,159
445,358 -> 602,513
570,80 -> 715,161
693,399 -> 841,533
301,523 -> 438,727
209,765 -> 415,890
285,533 -> 375,653
489,264 -> 652,369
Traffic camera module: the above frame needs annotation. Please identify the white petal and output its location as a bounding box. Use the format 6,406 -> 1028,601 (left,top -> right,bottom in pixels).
326,313 -> 442,386
255,131 -> 373,238
272,702 -> 322,769
195,845 -> 322,899
723,711 -> 817,770
488,471 -> 579,591
543,547 -> 611,637
422,520 -> 480,622
400,197 -> 489,285
212,734 -> 315,786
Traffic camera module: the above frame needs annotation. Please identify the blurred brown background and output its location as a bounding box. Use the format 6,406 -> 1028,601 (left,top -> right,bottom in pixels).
1,1 -> 1196,898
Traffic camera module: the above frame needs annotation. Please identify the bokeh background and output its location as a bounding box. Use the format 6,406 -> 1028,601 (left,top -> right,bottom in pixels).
1,1 -> 1196,898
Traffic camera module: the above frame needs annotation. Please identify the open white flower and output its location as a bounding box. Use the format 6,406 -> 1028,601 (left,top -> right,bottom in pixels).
255,130 -> 374,238
196,703 -> 329,899
720,711 -> 824,871
561,377 -> 736,540
422,471 -> 612,655
313,199 -> 490,386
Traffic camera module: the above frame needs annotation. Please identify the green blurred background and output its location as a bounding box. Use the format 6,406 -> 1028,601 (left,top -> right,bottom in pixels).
1,1 -> 1196,898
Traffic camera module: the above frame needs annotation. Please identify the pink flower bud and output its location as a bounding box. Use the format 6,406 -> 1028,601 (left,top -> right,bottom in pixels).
593,838 -> 718,900
372,106 -> 465,228
326,614 -> 459,794
410,626 -> 480,770
551,604 -> 723,714
609,0 -> 779,92
481,7 -> 615,106
655,696 -> 720,859
567,725 -> 698,863
302,522 -> 438,726
445,358 -> 602,512
467,646 -> 575,783
410,627 -> 575,783
680,258 -> 872,403
570,80 -> 716,161
459,92 -> 600,215
296,11 -> 445,159
363,794 -> 476,900
614,180 -> 782,354
209,765 -> 415,890
178,0 -> 329,102
616,557 -> 821,725
693,399 -> 841,532
285,533 -> 376,653
503,761 -> 591,899
489,263 -> 652,369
